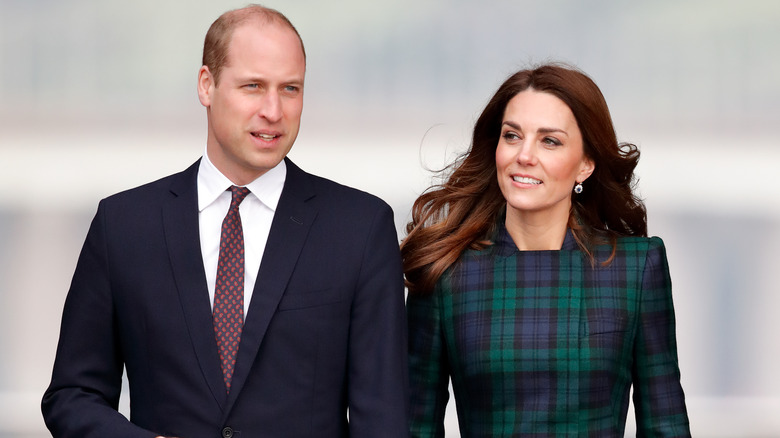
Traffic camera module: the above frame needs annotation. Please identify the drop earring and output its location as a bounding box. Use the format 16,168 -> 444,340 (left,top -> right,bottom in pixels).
574,182 -> 583,194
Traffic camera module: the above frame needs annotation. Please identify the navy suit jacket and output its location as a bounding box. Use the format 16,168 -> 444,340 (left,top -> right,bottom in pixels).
42,158 -> 409,438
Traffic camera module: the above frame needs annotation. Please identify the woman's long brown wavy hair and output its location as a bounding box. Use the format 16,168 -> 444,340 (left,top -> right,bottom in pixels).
401,63 -> 647,295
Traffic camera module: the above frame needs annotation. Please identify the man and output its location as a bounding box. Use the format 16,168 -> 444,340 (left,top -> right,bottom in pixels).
41,5 -> 409,437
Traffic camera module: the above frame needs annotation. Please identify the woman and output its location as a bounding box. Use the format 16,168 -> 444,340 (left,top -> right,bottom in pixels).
403,64 -> 690,437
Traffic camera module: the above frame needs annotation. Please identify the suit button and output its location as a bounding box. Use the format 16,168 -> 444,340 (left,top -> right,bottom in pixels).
221,427 -> 234,438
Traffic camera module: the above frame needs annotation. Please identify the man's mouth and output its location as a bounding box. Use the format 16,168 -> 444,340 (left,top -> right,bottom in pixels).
252,132 -> 279,141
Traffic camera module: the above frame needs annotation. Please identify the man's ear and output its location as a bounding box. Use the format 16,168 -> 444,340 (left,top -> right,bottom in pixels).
197,66 -> 214,107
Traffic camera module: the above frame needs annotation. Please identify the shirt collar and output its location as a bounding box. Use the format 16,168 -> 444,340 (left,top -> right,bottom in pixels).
197,148 -> 287,212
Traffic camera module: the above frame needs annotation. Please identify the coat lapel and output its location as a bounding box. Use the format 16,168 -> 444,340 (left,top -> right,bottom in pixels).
162,160 -> 228,410
224,158 -> 318,412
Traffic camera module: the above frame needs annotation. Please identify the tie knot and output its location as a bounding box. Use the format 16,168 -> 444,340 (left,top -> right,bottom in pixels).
229,186 -> 251,208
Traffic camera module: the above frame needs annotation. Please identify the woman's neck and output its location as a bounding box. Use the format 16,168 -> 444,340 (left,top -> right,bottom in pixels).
504,207 -> 569,251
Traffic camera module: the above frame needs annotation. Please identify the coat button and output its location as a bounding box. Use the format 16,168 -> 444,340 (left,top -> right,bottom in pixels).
221,427 -> 234,438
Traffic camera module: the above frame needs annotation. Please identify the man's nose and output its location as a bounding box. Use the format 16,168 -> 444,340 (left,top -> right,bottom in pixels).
258,91 -> 282,122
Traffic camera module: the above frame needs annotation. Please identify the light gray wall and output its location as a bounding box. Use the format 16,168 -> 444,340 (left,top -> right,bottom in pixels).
2,0 -> 779,436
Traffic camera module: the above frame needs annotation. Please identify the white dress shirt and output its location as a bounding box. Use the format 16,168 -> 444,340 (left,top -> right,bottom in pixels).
197,151 -> 286,317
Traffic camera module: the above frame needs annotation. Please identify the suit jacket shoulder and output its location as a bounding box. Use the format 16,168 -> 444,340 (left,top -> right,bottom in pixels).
99,160 -> 199,209
284,158 -> 392,214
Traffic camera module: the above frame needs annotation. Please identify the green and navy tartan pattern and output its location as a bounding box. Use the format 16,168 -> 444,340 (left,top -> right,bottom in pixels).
408,227 -> 690,437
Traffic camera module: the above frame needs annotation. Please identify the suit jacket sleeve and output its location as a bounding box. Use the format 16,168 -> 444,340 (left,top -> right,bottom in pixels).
347,202 -> 410,437
632,237 -> 691,436
41,201 -> 159,438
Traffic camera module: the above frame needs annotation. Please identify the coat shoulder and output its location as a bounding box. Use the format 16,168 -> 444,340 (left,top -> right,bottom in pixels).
614,235 -> 666,256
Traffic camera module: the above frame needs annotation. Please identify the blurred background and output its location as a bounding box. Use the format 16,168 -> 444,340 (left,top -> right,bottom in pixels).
1,0 -> 779,436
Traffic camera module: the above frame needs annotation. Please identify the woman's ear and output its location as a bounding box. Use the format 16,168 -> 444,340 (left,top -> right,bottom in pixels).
578,157 -> 595,183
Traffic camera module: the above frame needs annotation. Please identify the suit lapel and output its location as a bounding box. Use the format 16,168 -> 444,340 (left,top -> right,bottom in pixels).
224,158 -> 318,412
162,160 -> 228,410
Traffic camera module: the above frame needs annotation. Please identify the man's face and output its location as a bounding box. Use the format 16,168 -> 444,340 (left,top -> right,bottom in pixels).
198,20 -> 305,185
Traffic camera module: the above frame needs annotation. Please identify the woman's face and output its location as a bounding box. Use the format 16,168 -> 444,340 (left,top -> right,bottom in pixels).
495,89 -> 594,222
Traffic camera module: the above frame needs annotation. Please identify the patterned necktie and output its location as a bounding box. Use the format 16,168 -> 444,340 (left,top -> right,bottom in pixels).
213,185 -> 250,392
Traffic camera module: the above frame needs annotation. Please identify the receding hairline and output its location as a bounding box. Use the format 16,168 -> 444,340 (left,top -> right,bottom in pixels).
202,4 -> 306,84
220,5 -> 304,55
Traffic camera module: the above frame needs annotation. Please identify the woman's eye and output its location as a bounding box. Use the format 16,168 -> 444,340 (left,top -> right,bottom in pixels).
502,132 -> 520,141
543,137 -> 562,146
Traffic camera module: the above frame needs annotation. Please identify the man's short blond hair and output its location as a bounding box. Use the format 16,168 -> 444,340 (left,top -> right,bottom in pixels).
202,4 -> 306,85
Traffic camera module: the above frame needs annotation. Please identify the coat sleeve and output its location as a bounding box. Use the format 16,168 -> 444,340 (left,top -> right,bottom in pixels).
632,237 -> 691,437
41,201 -> 159,438
407,281 -> 450,438
346,203 -> 410,437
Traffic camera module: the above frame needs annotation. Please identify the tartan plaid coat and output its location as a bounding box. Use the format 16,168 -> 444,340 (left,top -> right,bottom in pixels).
407,226 -> 690,437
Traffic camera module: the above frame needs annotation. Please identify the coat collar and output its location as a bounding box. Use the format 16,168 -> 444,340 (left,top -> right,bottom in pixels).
493,222 -> 579,257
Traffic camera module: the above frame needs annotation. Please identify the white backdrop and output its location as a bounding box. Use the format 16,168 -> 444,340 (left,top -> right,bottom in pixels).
1,1 -> 779,436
